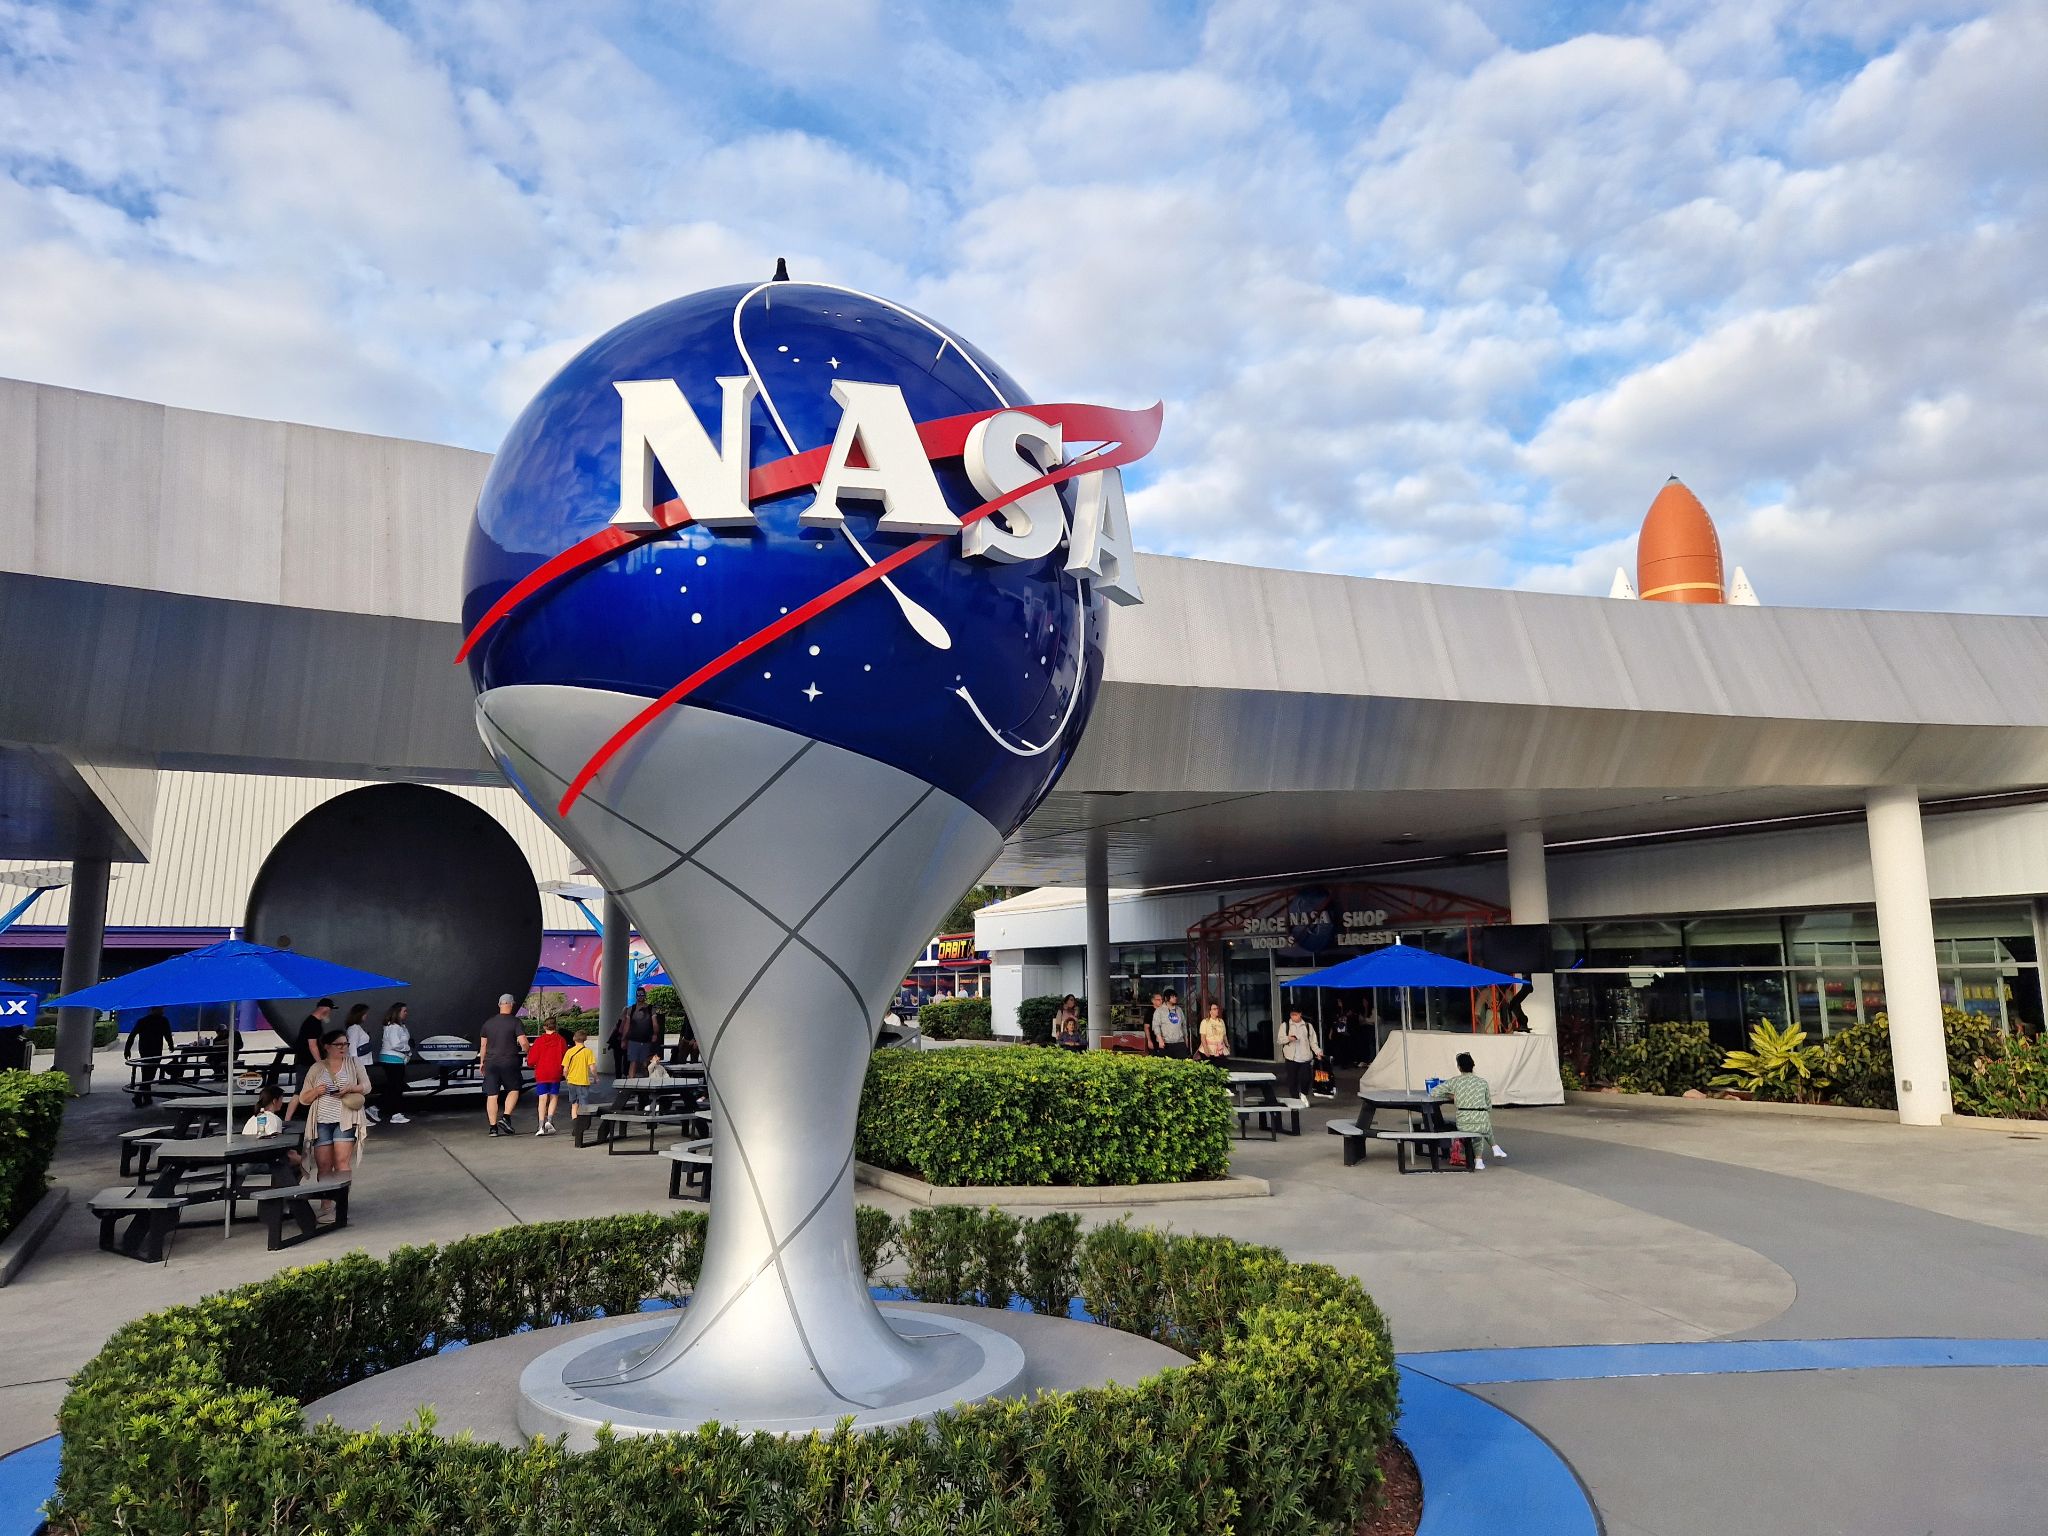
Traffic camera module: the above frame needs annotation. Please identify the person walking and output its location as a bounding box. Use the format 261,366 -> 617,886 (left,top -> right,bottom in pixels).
375,1002 -> 412,1125
1431,1051 -> 1507,1169
1278,1005 -> 1321,1100
479,994 -> 529,1136
124,1006 -> 176,1105
293,998 -> 333,1079
527,1020 -> 567,1135
624,998 -> 658,1079
1154,989 -> 1190,1058
1197,1001 -> 1231,1064
293,1029 -> 370,1207
607,1008 -> 630,1079
563,1027 -> 599,1135
341,1004 -> 378,1122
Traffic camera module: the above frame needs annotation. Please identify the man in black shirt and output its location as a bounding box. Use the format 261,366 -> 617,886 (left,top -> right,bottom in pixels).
124,1007 -> 176,1105
479,993 -> 529,1136
295,999 -> 334,1079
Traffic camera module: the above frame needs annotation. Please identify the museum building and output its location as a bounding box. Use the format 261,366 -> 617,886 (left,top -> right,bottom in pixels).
7,378 -> 2048,1125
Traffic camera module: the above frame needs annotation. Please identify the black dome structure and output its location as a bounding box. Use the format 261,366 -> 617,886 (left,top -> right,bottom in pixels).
245,783 -> 541,1042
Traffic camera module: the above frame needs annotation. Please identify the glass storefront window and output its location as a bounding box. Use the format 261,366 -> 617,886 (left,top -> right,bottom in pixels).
1586,921 -> 1684,967
1784,911 -> 1881,969
1683,916 -> 1785,967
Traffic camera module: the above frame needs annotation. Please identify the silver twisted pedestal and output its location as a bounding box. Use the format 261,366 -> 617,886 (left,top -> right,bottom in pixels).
476,686 -> 1017,1437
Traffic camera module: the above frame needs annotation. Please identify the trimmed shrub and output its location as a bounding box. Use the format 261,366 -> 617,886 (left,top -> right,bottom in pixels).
1015,994 -> 1083,1047
1954,1032 -> 2048,1120
1594,1020 -> 1719,1096
1815,1008 -> 2045,1117
0,1069 -> 68,1236
916,996 -> 992,1040
857,1047 -> 1233,1186
1019,1210 -> 1082,1317
27,1018 -> 116,1052
51,1210 -> 1400,1536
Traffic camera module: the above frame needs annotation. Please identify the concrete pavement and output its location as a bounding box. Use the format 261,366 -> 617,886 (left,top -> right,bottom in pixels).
8,1051 -> 2048,1533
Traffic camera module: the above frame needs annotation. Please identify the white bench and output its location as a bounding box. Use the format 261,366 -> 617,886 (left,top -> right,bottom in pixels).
663,1139 -> 713,1201
1376,1129 -> 1483,1174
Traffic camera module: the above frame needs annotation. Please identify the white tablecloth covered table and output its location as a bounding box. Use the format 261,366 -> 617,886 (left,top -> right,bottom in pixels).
1355,1032 -> 1564,1105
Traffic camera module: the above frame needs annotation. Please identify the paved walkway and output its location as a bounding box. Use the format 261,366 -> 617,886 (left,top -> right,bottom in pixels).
7,1051 -> 2048,1533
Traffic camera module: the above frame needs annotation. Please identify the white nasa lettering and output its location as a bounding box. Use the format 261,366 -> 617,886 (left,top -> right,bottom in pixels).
1063,466 -> 1143,605
960,410 -> 1065,563
801,380 -> 961,536
611,376 -> 760,530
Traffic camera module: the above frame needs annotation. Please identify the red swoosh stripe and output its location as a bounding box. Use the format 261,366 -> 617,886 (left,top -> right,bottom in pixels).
555,400 -> 1162,813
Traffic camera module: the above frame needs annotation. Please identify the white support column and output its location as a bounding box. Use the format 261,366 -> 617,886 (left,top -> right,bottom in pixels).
599,893 -> 631,1072
1866,786 -> 1953,1126
1085,825 -> 1110,1051
54,857 -> 111,1095
1505,826 -> 1556,1036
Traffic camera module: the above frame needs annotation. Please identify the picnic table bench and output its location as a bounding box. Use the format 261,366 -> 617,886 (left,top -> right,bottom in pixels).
1331,1093 -> 1459,1167
251,1178 -> 352,1251
602,1108 -> 706,1155
88,1187 -> 193,1262
118,1125 -> 176,1179
1377,1129 -> 1483,1174
662,1139 -> 714,1201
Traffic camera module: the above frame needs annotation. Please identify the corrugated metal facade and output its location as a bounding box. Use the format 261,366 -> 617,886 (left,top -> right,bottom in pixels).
0,771 -> 577,930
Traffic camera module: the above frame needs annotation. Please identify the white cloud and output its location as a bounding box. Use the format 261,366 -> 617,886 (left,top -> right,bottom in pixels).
0,0 -> 2041,617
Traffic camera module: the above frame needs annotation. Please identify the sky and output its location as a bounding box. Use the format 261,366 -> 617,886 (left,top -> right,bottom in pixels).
1,0 -> 2042,612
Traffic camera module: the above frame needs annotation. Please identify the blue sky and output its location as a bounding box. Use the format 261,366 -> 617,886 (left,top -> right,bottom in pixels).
1,0 -> 2041,610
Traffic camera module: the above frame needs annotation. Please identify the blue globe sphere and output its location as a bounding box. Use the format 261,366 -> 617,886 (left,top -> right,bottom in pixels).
464,282 -> 1105,837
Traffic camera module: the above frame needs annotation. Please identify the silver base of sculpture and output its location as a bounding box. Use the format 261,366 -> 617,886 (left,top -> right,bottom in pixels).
477,686 -> 1005,1435
518,1308 -> 1026,1443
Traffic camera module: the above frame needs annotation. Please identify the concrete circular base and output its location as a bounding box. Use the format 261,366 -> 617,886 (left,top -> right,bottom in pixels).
518,1307 -> 1025,1443
309,1303 -> 1190,1450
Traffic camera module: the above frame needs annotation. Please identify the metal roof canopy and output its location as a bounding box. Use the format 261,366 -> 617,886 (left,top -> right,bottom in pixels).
5,379 -> 2048,885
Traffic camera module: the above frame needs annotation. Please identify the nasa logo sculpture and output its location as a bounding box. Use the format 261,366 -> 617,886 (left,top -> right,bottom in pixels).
462,277 -> 1158,1438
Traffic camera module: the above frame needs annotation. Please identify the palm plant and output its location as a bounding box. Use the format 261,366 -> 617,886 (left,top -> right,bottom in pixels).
1713,1018 -> 1828,1102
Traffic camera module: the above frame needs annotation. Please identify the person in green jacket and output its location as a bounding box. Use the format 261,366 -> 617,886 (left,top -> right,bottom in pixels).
1431,1052 -> 1509,1170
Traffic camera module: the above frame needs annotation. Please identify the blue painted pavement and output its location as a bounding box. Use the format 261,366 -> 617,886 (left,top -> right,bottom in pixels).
1403,1336 -> 2048,1386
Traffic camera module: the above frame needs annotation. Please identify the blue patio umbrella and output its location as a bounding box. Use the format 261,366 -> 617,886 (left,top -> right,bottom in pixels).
531,965 -> 595,991
49,941 -> 406,1231
1280,940 -> 1521,1085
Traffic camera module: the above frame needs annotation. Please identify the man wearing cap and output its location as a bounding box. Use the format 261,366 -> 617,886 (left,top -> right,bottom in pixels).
478,993 -> 529,1137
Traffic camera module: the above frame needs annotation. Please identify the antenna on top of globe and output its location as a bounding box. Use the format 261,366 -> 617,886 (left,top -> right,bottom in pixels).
459,278 -> 1160,1441
771,256 -> 790,282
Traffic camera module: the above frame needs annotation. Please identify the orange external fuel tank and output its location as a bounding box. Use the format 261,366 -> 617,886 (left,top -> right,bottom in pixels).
1636,477 -> 1724,603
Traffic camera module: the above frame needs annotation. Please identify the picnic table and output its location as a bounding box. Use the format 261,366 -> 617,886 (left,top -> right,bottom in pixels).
1351,1088 -> 1467,1171
614,1078 -> 706,1109
159,1095 -> 242,1138
1225,1070 -> 1306,1138
145,1132 -> 301,1208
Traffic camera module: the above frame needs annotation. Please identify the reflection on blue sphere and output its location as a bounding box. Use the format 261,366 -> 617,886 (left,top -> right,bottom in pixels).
464,282 -> 1103,837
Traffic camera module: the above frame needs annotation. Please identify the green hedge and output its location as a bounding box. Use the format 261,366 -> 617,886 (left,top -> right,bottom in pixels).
1592,1020 -> 1719,1095
857,1047 -> 1232,1186
52,1209 -> 1399,1536
0,1069 -> 68,1236
916,996 -> 992,1039
1819,1009 -> 2048,1118
1016,993 -> 1083,1046
27,1018 -> 116,1051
